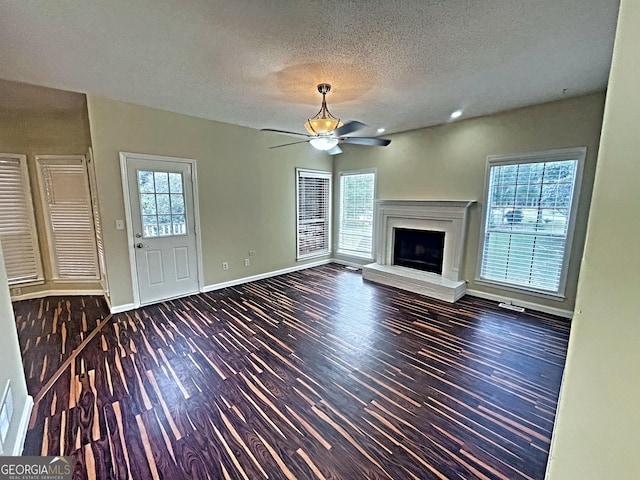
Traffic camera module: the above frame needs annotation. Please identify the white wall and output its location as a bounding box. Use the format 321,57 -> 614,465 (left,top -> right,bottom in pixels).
0,245 -> 32,455
546,0 -> 639,477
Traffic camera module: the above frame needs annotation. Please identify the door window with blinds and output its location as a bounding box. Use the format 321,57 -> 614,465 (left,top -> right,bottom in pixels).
36,155 -> 99,280
0,154 -> 43,284
296,169 -> 332,260
338,170 -> 376,258
478,148 -> 585,296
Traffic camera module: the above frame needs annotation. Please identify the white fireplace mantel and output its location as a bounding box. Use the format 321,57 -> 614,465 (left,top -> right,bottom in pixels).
363,200 -> 475,302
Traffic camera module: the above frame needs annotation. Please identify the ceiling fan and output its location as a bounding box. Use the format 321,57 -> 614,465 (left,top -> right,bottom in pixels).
261,83 -> 391,155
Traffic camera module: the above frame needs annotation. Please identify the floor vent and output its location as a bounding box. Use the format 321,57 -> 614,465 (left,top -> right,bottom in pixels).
498,302 -> 525,312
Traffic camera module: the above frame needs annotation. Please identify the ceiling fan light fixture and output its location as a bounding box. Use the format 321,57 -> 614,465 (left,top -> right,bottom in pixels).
304,118 -> 342,135
303,83 -> 343,134
309,137 -> 339,151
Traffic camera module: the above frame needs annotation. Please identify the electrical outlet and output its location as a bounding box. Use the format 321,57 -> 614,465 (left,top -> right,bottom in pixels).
244,258 -> 250,267
222,262 -> 229,271
249,250 -> 256,257
10,287 -> 22,297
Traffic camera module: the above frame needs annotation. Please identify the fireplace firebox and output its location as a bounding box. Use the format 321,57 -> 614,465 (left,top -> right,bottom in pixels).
393,228 -> 445,274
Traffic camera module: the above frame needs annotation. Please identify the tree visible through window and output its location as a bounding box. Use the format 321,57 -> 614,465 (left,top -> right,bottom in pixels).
479,148 -> 585,296
338,170 -> 375,258
138,170 -> 186,237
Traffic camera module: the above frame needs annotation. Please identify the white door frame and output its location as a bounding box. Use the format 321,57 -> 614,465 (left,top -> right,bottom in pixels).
119,152 -> 204,308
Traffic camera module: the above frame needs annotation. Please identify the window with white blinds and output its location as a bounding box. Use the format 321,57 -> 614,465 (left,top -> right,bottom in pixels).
338,170 -> 376,258
478,148 -> 585,296
36,155 -> 99,280
296,169 -> 332,260
0,154 -> 43,284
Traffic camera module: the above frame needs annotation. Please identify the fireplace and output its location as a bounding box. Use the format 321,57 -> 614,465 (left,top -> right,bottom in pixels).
362,200 -> 475,302
393,228 -> 445,274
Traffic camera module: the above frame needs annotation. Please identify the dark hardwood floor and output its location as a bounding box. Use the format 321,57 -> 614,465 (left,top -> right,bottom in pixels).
13,295 -> 109,396
15,264 -> 571,479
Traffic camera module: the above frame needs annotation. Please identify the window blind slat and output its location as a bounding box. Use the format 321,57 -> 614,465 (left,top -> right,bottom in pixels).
0,155 -> 42,284
37,157 -> 99,280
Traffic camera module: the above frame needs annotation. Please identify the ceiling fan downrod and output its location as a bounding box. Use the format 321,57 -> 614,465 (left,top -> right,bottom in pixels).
306,83 -> 341,134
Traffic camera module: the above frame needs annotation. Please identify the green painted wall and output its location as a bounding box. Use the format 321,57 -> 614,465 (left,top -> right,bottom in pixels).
334,93 -> 606,312
546,0 -> 640,477
86,96 -> 332,309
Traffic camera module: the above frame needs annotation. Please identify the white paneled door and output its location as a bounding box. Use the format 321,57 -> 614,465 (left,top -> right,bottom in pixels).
123,154 -> 200,306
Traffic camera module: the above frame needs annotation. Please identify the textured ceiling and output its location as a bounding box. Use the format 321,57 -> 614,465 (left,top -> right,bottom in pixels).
0,1 -> 619,135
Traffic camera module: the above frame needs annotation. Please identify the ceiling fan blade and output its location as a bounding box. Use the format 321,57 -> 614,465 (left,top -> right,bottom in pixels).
332,120 -> 367,137
261,128 -> 311,138
327,145 -> 342,155
340,136 -> 391,147
268,139 -> 311,149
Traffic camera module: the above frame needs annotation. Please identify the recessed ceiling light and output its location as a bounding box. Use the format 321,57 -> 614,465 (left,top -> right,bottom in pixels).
377,128 -> 385,133
450,110 -> 463,119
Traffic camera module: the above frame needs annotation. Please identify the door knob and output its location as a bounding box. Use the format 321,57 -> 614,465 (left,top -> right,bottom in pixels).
135,233 -> 142,238
136,243 -> 145,249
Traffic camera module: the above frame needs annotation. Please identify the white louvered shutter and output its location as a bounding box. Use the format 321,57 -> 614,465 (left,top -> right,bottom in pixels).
0,154 -> 42,284
296,169 -> 332,259
36,156 -> 99,279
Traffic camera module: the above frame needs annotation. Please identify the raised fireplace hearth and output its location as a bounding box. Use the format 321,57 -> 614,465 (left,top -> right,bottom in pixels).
362,200 -> 474,302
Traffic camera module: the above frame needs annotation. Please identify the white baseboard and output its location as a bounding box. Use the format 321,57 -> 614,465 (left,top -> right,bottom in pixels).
109,303 -> 136,314
108,259 -> 334,313
466,289 -> 573,319
11,289 -> 105,302
10,395 -> 33,455
203,259 -> 332,293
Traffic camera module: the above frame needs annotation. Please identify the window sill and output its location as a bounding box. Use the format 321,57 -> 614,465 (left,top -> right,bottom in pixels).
474,277 -> 566,301
336,250 -> 373,262
297,252 -> 332,262
51,277 -> 102,283
8,278 -> 45,288
335,251 -> 374,262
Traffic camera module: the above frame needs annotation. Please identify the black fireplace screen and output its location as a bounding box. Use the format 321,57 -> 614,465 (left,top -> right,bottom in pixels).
392,228 -> 445,274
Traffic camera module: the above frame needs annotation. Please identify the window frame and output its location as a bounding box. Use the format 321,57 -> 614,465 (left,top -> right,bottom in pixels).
0,153 -> 44,286
35,154 -> 100,281
476,147 -> 586,298
337,168 -> 377,260
296,168 -> 332,261
86,147 -> 109,295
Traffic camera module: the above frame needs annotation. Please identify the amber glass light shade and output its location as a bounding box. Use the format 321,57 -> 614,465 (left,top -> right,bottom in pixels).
304,118 -> 343,135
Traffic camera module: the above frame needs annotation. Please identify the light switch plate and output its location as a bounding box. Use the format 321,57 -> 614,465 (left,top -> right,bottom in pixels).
115,219 -> 125,230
